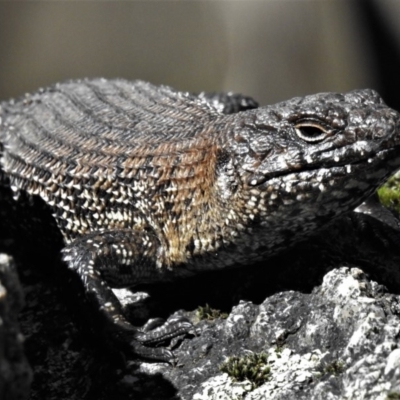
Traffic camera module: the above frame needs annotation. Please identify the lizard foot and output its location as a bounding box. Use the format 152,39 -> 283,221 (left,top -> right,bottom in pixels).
130,342 -> 176,364
118,316 -> 194,364
63,230 -> 195,362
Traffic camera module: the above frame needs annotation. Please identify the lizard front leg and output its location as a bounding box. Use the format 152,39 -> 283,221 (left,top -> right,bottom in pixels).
62,229 -> 193,363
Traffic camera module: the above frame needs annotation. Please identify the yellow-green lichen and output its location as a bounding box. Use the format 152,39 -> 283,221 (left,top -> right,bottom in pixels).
378,175 -> 400,214
386,392 -> 400,400
274,345 -> 285,357
323,360 -> 345,376
219,352 -> 271,390
196,304 -> 228,321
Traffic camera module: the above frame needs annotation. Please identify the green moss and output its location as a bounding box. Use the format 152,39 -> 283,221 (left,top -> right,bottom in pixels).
219,352 -> 271,390
386,393 -> 400,400
196,304 -> 228,321
378,175 -> 400,214
274,345 -> 285,358
323,360 -> 345,376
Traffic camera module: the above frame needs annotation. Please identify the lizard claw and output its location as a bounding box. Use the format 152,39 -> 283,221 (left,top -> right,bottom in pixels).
130,341 -> 177,364
134,315 -> 194,345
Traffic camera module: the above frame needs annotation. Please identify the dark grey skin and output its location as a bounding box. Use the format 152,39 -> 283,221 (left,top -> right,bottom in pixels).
0,79 -> 400,362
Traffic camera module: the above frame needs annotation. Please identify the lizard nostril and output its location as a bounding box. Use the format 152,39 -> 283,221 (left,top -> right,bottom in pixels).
373,121 -> 394,140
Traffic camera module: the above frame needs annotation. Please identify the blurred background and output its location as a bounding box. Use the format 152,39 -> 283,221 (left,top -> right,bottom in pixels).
0,0 -> 399,108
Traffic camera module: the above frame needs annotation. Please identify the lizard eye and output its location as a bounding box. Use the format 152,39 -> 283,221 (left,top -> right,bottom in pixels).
294,121 -> 329,143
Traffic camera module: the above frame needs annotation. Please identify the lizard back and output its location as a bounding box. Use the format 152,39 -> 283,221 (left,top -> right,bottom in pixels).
0,80 -> 236,266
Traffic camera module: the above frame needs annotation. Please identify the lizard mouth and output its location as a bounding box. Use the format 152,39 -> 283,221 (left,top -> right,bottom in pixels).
325,146 -> 400,178
255,145 -> 400,189
252,146 -> 400,218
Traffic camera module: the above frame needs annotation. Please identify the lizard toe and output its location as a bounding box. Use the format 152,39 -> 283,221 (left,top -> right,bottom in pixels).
134,315 -> 194,345
130,341 -> 176,364
140,317 -> 167,332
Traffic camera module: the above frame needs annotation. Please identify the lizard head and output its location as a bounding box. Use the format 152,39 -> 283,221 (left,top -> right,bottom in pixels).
222,89 -> 400,225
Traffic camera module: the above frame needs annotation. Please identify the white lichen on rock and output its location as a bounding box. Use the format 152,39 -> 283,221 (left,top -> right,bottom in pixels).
191,268 -> 400,400
194,347 -> 327,400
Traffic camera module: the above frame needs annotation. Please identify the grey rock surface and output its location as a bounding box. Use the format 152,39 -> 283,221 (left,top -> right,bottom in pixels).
126,267 -> 400,400
0,253 -> 32,400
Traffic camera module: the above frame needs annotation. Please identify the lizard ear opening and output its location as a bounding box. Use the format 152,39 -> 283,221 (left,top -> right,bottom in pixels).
294,122 -> 329,143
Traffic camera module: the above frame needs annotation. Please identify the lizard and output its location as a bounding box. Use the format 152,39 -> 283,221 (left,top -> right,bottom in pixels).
0,78 -> 400,363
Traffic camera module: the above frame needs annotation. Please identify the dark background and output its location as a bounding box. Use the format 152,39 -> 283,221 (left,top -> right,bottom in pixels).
1,0 -> 399,108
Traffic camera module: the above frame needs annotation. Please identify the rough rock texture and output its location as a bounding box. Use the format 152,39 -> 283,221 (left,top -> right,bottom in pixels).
179,267 -> 400,400
0,253 -> 32,400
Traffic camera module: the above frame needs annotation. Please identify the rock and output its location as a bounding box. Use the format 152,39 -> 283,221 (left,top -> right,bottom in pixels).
122,267 -> 400,400
0,254 -> 32,400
